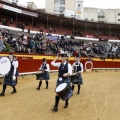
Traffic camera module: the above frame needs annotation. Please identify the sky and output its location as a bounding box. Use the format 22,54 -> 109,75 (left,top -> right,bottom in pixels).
14,0 -> 120,9
84,0 -> 120,9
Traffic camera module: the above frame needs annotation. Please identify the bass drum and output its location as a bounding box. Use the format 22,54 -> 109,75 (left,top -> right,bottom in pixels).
0,57 -> 11,75
56,83 -> 72,101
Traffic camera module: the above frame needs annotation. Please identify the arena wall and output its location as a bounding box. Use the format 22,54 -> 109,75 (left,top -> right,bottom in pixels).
0,53 -> 120,74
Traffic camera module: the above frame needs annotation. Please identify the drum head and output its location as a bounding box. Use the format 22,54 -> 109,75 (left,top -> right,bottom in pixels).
56,83 -> 67,92
0,57 -> 11,75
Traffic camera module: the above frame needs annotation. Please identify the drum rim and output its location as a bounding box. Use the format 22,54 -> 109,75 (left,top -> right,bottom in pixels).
56,83 -> 67,92
0,57 -> 11,75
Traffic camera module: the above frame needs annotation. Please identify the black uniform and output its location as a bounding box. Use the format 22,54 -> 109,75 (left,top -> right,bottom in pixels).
0,59 -> 17,96
51,54 -> 72,112
36,59 -> 50,90
72,62 -> 83,85
71,60 -> 83,95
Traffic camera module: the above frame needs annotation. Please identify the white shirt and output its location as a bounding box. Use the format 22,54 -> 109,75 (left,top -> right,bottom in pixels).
12,61 -> 17,76
72,61 -> 84,73
39,63 -> 50,72
12,60 -> 18,68
51,61 -> 72,75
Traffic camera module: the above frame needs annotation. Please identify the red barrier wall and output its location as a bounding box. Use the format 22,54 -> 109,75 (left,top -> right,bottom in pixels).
18,58 -> 120,73
0,53 -> 120,73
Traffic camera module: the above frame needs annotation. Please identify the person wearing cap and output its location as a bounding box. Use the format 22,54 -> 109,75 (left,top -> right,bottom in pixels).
0,54 -> 17,96
51,53 -> 72,112
71,54 -> 84,95
36,58 -> 50,90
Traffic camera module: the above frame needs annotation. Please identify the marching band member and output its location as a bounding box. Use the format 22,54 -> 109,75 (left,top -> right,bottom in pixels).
0,54 -> 17,96
36,58 -> 50,90
71,54 -> 84,95
51,53 -> 72,112
13,56 -> 19,84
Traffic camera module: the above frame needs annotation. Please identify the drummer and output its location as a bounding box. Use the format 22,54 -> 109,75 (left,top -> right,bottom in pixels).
0,54 -> 17,96
71,54 -> 84,95
36,58 -> 50,90
51,53 -> 72,112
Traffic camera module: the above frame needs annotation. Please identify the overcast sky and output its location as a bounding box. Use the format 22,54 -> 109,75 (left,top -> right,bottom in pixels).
84,0 -> 120,9
16,0 -> 120,9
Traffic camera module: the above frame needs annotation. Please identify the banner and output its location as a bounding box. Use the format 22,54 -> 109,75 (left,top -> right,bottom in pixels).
3,4 -> 21,13
86,35 -> 93,38
22,10 -> 38,17
46,35 -> 58,41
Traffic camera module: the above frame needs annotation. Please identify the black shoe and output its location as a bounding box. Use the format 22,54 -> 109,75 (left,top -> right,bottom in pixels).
36,88 -> 40,90
77,92 -> 80,95
64,103 -> 69,109
51,107 -> 58,112
0,93 -> 4,96
11,90 -> 17,94
46,86 -> 48,89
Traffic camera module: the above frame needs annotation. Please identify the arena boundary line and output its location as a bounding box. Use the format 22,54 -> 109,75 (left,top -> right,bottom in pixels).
93,68 -> 120,70
0,70 -> 58,78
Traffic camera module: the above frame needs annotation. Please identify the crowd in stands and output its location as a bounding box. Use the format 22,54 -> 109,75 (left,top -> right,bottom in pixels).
72,31 -> 120,40
0,28 -> 120,59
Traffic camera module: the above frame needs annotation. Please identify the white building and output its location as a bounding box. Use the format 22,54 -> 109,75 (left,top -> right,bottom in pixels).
83,7 -> 120,24
45,0 -> 84,19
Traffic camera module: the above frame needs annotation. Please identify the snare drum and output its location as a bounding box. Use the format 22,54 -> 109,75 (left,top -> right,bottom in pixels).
56,83 -> 72,101
0,57 -> 11,75
36,73 -> 44,80
70,74 -> 79,83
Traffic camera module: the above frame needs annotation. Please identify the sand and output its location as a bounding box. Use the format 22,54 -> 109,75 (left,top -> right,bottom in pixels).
0,71 -> 120,120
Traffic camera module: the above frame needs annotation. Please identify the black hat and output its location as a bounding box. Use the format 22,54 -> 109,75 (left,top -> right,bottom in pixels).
60,53 -> 68,57
76,54 -> 80,58
43,58 -> 46,62
8,53 -> 13,58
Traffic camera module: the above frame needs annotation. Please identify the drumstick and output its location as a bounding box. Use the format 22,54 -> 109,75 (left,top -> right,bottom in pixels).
70,73 -> 77,76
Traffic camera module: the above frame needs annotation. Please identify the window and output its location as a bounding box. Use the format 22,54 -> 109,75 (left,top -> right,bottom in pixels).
55,0 -> 59,2
91,18 -> 94,21
118,13 -> 120,16
60,0 -> 65,4
78,4 -> 80,7
59,7 -> 65,12
98,16 -> 105,18
54,0 -> 59,4
77,15 -> 80,19
85,18 -> 88,21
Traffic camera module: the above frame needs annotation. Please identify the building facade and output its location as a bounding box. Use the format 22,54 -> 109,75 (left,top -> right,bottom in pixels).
45,0 -> 84,19
83,7 -> 120,24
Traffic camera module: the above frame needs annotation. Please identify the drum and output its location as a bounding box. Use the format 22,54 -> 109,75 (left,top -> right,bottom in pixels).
56,83 -> 72,101
69,74 -> 79,83
0,57 -> 11,75
36,73 -> 44,80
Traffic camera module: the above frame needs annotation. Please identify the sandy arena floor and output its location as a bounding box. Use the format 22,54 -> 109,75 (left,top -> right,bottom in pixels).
0,71 -> 120,120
